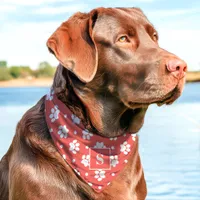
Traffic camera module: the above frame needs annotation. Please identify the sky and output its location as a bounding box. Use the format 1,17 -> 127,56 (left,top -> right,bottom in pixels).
0,0 -> 200,71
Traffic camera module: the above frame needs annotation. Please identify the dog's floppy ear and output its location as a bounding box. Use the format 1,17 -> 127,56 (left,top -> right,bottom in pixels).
47,11 -> 98,83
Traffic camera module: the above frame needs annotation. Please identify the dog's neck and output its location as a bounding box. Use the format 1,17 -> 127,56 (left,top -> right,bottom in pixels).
73,86 -> 128,137
52,65 -> 146,137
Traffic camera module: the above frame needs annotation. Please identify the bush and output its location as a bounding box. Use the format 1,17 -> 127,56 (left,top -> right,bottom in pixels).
18,66 -> 33,78
9,66 -> 33,78
0,61 -> 55,81
35,62 -> 56,77
0,67 -> 12,81
0,61 -> 7,68
9,66 -> 21,78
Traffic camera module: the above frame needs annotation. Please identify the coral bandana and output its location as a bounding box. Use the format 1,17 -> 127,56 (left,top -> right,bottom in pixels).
45,90 -> 137,192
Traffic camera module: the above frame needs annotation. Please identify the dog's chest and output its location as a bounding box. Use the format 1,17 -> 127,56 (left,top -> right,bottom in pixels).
92,181 -> 137,200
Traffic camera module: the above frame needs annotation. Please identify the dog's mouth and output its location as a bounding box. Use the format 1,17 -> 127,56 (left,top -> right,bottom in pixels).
127,86 -> 179,108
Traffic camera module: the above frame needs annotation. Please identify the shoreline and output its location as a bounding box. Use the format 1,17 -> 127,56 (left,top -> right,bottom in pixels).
0,78 -> 53,88
186,72 -> 200,83
0,74 -> 199,88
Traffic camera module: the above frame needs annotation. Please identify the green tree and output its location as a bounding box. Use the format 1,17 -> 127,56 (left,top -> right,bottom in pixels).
0,67 -> 12,81
9,66 -> 33,78
35,62 -> 55,77
19,66 -> 33,78
9,66 -> 21,78
0,61 -> 7,68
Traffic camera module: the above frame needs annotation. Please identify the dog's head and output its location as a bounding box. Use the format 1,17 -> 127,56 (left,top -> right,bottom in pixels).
47,7 -> 187,137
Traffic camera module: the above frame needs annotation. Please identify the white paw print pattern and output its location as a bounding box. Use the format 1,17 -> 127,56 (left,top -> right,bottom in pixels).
57,125 -> 69,139
69,140 -> 80,154
49,106 -> 60,122
120,141 -> 131,155
81,155 -> 90,167
110,155 -> 119,167
94,170 -> 106,181
82,129 -> 93,140
71,114 -> 81,124
131,133 -> 136,141
94,142 -> 106,149
46,89 -> 54,101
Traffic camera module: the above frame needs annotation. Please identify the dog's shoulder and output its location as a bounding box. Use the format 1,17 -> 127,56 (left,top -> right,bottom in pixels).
0,97 -> 48,200
4,96 -> 52,169
1,96 -> 94,199
15,95 -> 57,159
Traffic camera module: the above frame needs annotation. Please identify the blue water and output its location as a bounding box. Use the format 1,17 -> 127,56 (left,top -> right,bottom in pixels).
0,83 -> 200,199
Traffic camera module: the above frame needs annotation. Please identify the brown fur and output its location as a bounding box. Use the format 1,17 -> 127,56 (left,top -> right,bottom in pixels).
0,7 -> 186,200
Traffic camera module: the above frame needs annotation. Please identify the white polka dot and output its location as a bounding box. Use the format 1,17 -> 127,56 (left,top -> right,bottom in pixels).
74,131 -> 77,135
88,182 -> 92,186
107,182 -> 111,186
63,154 -> 66,159
111,146 -> 115,150
60,144 -> 63,149
86,146 -> 89,149
124,160 -> 128,163
64,114 -> 67,118
85,172 -> 88,176
72,159 -> 76,163
111,173 -> 115,176
98,186 -> 102,190
49,128 -> 53,132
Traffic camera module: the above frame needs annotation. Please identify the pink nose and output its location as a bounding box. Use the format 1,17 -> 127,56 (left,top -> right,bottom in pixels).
166,59 -> 187,79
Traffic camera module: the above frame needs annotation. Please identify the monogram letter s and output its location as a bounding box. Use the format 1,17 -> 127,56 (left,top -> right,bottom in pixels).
96,154 -> 104,165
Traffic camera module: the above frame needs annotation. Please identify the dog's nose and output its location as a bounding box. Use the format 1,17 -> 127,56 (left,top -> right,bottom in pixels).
166,59 -> 187,79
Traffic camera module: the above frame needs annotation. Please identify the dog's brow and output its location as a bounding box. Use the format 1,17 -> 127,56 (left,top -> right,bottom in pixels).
116,8 -> 149,24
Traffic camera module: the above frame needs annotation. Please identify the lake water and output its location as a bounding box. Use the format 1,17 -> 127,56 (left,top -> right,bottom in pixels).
0,83 -> 200,199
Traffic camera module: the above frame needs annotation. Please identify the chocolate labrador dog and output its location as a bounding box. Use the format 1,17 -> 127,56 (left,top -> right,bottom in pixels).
0,7 -> 187,200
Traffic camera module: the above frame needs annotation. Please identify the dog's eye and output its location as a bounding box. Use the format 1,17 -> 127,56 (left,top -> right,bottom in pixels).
118,36 -> 129,43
